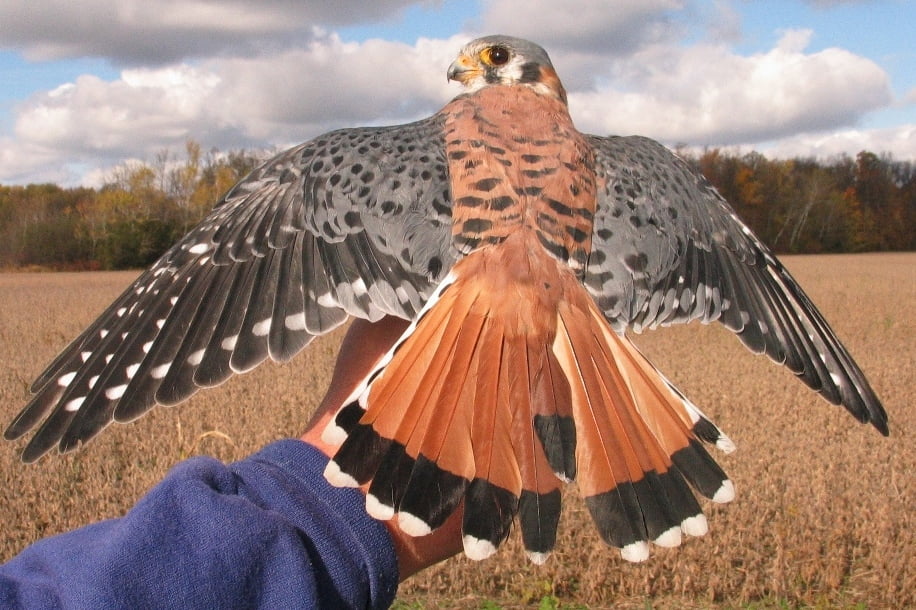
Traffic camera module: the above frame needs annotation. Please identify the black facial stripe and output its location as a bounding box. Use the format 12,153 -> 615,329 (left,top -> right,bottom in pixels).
519,62 -> 541,83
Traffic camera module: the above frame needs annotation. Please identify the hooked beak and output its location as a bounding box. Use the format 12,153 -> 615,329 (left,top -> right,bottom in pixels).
447,54 -> 481,84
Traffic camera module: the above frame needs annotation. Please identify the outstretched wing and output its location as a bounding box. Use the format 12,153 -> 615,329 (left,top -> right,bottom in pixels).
5,114 -> 457,462
583,135 -> 887,435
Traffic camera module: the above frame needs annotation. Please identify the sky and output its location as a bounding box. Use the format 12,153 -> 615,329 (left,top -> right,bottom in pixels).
0,0 -> 913,187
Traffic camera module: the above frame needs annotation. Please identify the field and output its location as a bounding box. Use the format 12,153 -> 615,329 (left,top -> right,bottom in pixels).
1,253 -> 913,609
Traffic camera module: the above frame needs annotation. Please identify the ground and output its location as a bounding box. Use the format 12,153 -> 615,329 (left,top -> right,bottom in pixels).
1,253 -> 912,608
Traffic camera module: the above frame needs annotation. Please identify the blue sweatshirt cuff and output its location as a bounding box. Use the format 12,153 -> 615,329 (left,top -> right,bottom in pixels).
1,439 -> 399,609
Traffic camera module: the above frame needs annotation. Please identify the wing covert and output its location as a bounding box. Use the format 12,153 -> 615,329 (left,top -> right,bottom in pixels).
583,135 -> 887,435
5,114 -> 457,461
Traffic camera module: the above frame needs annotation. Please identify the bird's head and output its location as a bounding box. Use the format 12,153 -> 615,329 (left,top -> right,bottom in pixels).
447,35 -> 567,104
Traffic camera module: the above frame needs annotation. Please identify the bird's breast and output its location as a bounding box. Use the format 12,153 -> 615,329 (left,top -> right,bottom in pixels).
443,87 -> 597,272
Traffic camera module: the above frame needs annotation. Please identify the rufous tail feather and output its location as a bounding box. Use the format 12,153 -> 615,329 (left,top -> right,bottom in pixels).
323,244 -> 734,562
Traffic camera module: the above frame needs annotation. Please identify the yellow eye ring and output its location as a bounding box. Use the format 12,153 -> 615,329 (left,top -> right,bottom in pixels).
482,45 -> 510,66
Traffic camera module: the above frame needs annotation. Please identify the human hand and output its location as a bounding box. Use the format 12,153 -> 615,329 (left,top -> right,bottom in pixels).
300,316 -> 464,581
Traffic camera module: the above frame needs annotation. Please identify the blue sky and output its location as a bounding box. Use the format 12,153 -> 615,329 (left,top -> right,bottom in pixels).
0,0 -> 912,186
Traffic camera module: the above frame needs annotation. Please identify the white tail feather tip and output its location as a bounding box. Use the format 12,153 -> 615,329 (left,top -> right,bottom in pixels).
653,526 -> 682,548
717,435 -> 737,454
681,514 -> 709,537
553,470 -> 572,484
366,494 -> 395,521
320,422 -> 347,447
463,535 -> 497,561
620,541 -> 650,562
713,479 -> 736,503
323,460 -> 358,488
526,551 -> 550,565
397,511 -> 433,537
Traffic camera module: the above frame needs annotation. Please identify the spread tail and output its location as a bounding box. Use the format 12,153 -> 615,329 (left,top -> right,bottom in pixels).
323,252 -> 735,562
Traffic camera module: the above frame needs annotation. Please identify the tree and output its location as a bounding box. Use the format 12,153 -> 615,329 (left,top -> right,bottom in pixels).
1,145 -> 911,270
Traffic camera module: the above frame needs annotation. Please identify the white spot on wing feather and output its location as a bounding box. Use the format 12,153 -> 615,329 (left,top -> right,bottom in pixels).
252,318 -> 271,337
316,292 -> 336,308
351,278 -> 368,296
105,384 -> 127,400
64,397 -> 85,412
151,362 -> 172,379
285,313 -> 307,331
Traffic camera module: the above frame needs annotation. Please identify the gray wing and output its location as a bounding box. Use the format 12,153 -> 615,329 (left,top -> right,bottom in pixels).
5,114 -> 457,462
584,135 -> 888,435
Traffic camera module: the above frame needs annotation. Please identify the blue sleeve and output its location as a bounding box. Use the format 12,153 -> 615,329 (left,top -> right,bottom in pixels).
0,440 -> 399,609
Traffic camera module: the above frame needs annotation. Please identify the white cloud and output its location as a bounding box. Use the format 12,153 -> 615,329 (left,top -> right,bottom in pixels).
16,68 -> 225,151
759,124 -> 916,160
0,0 -> 427,64
905,87 -> 916,105
0,135 -> 75,185
0,3 -> 907,186
478,0 -> 686,54
804,0 -> 872,7
0,33 -> 463,185
566,29 -> 892,146
210,34 -> 460,141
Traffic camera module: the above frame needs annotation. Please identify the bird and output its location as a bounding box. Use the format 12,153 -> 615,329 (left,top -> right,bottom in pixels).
5,35 -> 887,565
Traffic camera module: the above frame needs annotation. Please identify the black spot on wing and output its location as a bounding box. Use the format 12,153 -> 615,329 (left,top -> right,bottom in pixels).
585,134 -> 887,434
8,113 -> 460,461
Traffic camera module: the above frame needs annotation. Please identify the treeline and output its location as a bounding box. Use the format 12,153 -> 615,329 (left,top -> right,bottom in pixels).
694,149 -> 915,253
0,143 -> 913,271
0,141 -> 262,270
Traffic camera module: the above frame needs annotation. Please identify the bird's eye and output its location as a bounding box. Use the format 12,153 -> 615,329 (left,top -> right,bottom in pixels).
483,45 -> 511,66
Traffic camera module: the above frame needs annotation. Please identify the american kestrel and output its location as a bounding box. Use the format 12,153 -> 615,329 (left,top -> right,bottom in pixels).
6,36 -> 887,564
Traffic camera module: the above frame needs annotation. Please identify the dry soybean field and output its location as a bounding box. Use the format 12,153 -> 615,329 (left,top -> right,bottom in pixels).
1,253 -> 913,609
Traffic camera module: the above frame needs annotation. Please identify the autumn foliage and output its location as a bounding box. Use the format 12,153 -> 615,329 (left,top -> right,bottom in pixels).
1,144 -> 913,271
0,141 -> 262,270
696,148 -> 916,253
